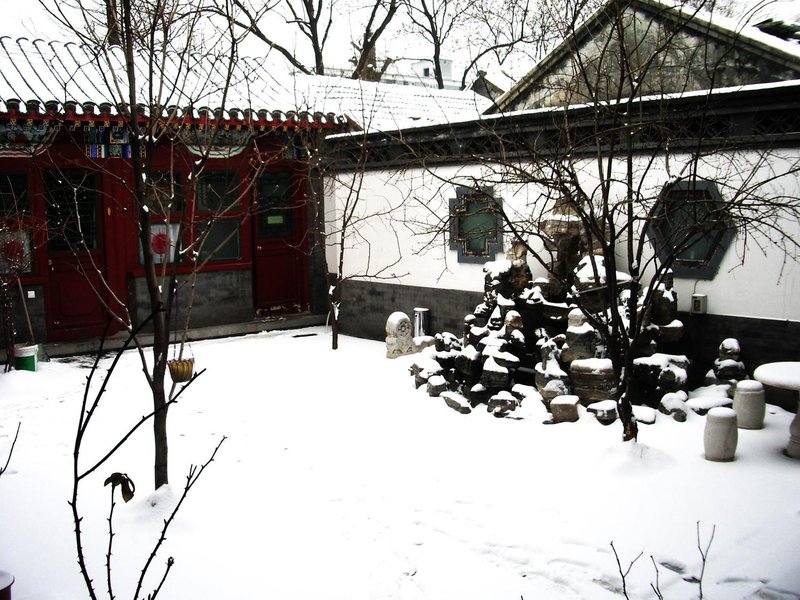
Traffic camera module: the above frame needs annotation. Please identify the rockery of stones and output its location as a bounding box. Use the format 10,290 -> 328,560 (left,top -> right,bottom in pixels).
388,245 -> 748,426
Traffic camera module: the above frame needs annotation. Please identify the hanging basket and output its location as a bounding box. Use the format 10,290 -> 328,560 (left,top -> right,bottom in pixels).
167,357 -> 195,382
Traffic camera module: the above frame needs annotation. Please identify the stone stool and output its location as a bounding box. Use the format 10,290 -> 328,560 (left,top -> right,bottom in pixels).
733,380 -> 766,430
704,407 -> 738,461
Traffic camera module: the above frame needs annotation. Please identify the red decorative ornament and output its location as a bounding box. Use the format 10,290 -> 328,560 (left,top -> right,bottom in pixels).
151,232 -> 169,256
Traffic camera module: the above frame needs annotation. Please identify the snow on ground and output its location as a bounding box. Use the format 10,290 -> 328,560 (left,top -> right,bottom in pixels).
1,327 -> 799,600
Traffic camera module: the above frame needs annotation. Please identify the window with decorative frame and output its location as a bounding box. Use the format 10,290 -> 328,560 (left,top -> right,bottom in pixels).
141,171 -> 183,265
449,186 -> 502,263
649,180 -> 734,279
44,171 -> 100,253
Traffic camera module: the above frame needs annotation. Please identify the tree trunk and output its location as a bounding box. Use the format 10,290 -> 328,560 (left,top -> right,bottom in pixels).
152,375 -> 169,488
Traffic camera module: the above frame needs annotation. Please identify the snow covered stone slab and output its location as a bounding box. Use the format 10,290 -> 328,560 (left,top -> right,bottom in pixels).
687,385 -> 733,415
441,391 -> 472,414
550,395 -> 581,423
632,405 -> 657,425
569,358 -> 617,405
511,383 -> 542,404
586,399 -> 617,425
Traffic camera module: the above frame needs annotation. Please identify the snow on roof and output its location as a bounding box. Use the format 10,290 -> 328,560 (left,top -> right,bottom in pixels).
493,0 -> 800,113
288,73 -> 491,132
479,78 -> 800,124
0,35 -> 489,131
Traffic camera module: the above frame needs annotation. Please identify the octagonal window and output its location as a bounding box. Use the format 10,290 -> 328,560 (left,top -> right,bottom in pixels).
650,180 -> 734,279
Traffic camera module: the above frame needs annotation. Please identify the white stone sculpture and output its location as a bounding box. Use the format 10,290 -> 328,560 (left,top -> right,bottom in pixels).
385,311 -> 415,359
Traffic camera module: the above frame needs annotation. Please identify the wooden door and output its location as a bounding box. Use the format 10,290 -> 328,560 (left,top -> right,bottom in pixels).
44,170 -> 110,340
253,170 -> 309,315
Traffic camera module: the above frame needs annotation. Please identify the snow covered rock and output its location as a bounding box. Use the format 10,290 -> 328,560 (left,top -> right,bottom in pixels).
410,357 -> 443,388
426,374 -> 448,397
659,391 -> 690,422
632,405 -> 657,425
586,399 -> 618,425
550,395 -> 581,423
631,353 -> 690,407
441,391 -> 472,414
706,338 -> 747,386
541,379 -> 569,407
569,358 -> 617,405
511,383 -> 541,404
561,309 -> 597,362
487,390 -> 519,417
481,356 -> 510,389
454,345 -> 482,384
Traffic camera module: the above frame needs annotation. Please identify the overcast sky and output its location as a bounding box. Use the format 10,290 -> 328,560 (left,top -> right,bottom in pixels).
2,0 -> 798,83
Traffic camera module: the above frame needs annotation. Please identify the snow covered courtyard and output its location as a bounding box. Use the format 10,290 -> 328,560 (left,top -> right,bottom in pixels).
1,327 -> 799,599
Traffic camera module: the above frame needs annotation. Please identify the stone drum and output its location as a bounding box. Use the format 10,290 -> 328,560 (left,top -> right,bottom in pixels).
733,380 -> 765,430
704,407 -> 738,462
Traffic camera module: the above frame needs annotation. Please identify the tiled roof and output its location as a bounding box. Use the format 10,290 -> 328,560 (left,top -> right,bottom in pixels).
0,36 -> 489,132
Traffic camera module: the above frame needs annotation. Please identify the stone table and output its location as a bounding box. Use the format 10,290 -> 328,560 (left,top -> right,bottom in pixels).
753,362 -> 800,458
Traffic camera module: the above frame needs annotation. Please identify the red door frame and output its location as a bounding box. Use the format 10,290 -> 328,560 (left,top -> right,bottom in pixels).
252,162 -> 310,315
34,147 -> 128,341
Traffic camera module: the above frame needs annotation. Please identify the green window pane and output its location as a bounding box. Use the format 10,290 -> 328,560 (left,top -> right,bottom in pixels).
460,198 -> 497,255
661,187 -> 722,265
258,172 -> 294,239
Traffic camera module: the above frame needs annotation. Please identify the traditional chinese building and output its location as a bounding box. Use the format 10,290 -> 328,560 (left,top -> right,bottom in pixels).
0,34 -> 487,352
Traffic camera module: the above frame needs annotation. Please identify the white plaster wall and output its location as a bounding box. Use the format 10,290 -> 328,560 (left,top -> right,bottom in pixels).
326,147 -> 800,322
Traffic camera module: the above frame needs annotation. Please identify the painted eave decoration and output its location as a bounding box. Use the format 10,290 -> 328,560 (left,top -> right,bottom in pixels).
0,35 -> 490,138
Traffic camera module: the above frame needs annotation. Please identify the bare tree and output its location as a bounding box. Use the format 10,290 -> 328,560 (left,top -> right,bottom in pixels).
35,0 -> 269,488
209,0 -> 330,74
0,422 -> 21,479
69,317 -> 224,600
215,0 -> 400,80
400,0 -> 475,88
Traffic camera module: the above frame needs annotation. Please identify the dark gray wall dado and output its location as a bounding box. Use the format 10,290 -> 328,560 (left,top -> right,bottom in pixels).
130,269 -> 255,330
338,279 -> 483,340
3,284 -> 46,348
